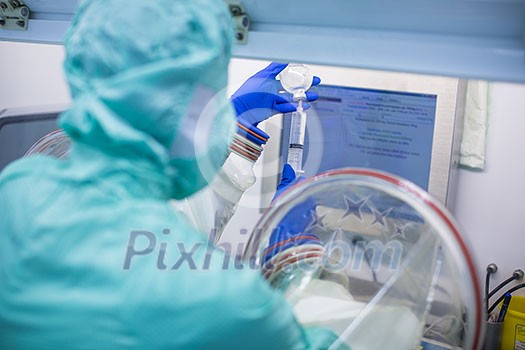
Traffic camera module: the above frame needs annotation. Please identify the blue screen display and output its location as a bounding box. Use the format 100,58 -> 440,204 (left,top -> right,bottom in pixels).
281,85 -> 437,190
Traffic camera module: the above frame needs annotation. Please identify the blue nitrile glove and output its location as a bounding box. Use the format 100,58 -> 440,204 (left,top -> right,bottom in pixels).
263,164 -> 320,266
231,62 -> 321,145
273,163 -> 303,202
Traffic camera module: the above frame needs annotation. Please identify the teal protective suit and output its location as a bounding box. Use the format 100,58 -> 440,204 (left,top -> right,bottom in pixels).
0,0 -> 341,348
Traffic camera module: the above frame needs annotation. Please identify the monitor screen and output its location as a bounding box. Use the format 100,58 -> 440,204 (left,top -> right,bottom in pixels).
280,85 -> 438,190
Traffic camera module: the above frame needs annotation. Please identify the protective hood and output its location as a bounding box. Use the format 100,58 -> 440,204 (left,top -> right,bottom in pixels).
59,0 -> 236,199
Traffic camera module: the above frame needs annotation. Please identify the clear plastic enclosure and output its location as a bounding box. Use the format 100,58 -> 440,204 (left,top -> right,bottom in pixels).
244,168 -> 483,349
24,129 -> 71,159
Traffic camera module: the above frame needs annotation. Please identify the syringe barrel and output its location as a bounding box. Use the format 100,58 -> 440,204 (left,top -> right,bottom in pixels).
287,147 -> 304,175
289,110 -> 306,145
287,110 -> 307,174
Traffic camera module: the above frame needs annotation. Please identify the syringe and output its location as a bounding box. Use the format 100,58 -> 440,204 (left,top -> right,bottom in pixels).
279,64 -> 313,177
287,100 -> 307,175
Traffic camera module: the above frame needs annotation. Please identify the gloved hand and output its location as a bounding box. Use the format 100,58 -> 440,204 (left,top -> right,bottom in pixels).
231,62 -> 321,145
263,163 -> 321,268
273,163 -> 303,202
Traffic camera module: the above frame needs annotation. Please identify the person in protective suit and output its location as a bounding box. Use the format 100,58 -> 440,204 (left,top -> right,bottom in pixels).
0,0 -> 343,348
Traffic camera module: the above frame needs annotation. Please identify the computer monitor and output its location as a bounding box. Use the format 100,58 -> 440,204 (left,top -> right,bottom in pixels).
281,85 -> 438,190
260,66 -> 466,210
0,105 -> 65,171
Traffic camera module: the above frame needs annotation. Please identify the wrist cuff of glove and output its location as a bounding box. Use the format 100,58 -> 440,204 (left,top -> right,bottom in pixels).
236,117 -> 270,143
229,124 -> 265,162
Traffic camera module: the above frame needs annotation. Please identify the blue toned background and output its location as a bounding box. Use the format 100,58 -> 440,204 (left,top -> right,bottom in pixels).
281,84 -> 437,190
